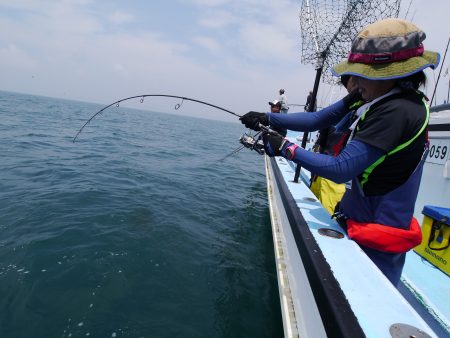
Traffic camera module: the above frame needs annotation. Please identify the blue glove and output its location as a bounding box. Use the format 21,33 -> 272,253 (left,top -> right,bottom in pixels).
263,133 -> 288,157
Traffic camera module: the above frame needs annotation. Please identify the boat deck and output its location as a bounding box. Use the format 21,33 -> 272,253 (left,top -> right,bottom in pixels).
267,130 -> 449,337
401,252 -> 450,334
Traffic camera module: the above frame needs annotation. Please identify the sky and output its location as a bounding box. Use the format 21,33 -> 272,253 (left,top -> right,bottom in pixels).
0,0 -> 449,122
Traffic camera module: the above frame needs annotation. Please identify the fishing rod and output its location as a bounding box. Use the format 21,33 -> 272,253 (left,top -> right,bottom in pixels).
73,93 -> 278,162
73,94 -> 242,142
430,37 -> 450,106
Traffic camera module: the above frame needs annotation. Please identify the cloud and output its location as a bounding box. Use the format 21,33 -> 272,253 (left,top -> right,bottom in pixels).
0,0 -> 311,118
188,0 -> 228,6
198,10 -> 234,28
192,36 -> 221,54
108,10 -> 133,24
239,22 -> 297,61
2,0 -> 447,117
0,43 -> 36,69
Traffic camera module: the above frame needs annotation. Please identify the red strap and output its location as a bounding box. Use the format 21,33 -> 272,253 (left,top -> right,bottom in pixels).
332,130 -> 351,157
285,144 -> 299,160
348,45 -> 424,64
347,217 -> 422,253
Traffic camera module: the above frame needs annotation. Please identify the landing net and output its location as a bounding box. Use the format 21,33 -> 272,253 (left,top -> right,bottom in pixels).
300,0 -> 402,83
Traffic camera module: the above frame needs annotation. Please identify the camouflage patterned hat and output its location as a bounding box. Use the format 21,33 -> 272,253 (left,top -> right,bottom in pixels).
331,18 -> 440,80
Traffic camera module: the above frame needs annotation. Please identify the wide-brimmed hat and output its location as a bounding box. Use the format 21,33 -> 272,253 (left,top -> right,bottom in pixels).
331,18 -> 440,80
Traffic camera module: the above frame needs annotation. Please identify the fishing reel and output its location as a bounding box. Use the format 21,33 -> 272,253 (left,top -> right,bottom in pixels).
220,125 -> 283,161
239,124 -> 283,155
239,132 -> 265,154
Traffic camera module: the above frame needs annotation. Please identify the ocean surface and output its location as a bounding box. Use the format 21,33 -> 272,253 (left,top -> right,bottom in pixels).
0,91 -> 283,337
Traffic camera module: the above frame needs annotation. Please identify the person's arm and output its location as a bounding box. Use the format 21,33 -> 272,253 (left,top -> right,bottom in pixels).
267,98 -> 348,132
286,140 -> 384,183
239,91 -> 361,132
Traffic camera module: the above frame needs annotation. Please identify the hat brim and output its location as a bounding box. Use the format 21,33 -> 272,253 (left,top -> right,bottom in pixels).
331,50 -> 440,80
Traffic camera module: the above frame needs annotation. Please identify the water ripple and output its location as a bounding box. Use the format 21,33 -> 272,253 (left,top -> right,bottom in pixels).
0,91 -> 282,337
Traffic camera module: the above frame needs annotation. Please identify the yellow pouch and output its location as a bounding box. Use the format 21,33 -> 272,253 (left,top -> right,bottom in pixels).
310,176 -> 345,215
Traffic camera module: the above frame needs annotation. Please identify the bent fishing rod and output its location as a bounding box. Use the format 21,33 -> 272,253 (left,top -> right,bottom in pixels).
72,93 -> 279,160
72,94 -> 242,143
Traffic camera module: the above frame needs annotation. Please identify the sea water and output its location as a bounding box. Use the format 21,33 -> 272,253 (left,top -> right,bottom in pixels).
0,91 -> 283,337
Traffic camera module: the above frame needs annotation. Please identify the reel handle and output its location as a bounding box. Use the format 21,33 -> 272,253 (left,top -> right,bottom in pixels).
258,124 -> 283,137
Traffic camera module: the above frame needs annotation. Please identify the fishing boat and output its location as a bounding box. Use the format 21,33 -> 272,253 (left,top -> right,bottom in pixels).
265,103 -> 450,337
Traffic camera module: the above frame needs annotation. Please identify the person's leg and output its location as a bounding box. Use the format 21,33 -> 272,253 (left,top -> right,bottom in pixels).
361,245 -> 406,286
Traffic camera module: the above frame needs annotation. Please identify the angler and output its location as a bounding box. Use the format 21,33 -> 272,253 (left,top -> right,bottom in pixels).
240,18 -> 440,286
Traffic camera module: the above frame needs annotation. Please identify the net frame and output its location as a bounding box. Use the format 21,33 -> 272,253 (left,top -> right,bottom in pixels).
300,0 -> 402,84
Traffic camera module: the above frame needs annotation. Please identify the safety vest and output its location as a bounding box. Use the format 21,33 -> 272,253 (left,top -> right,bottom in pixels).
338,90 -> 429,253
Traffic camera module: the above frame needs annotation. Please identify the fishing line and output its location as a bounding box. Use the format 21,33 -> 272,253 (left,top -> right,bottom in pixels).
217,128 -> 264,161
73,94 -> 242,142
218,145 -> 246,162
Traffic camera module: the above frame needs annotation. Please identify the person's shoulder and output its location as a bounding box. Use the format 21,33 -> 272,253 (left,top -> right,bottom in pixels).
358,92 -> 426,140
368,91 -> 425,118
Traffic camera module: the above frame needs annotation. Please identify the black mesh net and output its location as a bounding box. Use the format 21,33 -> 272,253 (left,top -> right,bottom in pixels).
300,0 -> 402,83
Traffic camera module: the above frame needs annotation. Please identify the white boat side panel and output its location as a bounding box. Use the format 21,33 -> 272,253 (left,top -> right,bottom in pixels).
415,157 -> 450,224
414,162 -> 450,222
272,155 -> 438,338
430,110 -> 450,122
266,156 -> 327,338
406,121 -> 450,332
426,138 -> 450,165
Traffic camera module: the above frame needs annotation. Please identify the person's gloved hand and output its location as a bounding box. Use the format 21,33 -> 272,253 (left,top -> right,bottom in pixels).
342,90 -> 363,110
263,133 -> 288,157
239,111 -> 269,131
